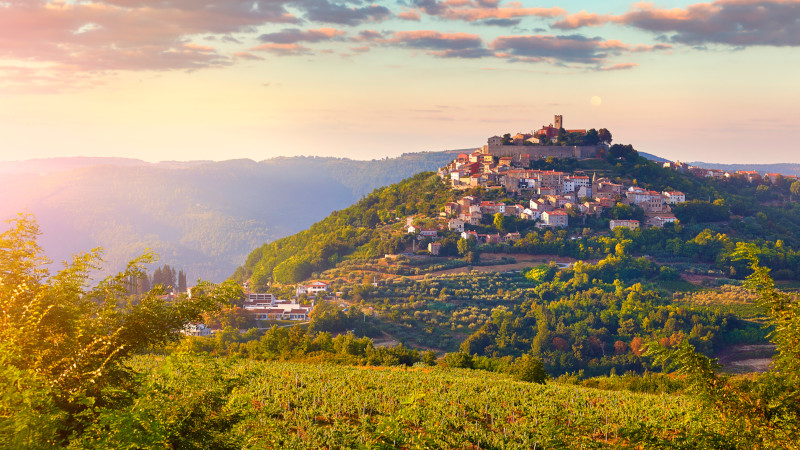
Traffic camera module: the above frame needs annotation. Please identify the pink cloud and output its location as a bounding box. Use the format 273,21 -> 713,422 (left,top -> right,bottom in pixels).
389,30 -> 492,58
491,34 -> 670,66
0,0 -> 299,72
233,51 -> 265,61
354,30 -> 383,42
249,43 -> 312,56
553,1 -> 800,47
257,27 -> 347,44
551,10 -> 612,29
599,62 -> 639,71
397,10 -> 422,21
445,5 -> 566,21
412,0 -> 566,22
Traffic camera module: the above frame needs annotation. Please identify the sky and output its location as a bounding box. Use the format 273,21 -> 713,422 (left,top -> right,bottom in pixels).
0,0 -> 798,164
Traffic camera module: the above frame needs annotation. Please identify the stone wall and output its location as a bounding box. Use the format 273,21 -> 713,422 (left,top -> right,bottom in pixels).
488,144 -> 600,159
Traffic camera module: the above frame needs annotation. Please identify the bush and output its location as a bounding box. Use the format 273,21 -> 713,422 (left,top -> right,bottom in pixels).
441,352 -> 473,369
511,354 -> 549,384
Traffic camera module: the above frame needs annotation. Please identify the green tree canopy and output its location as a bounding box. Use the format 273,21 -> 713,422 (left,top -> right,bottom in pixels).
0,215 -> 239,446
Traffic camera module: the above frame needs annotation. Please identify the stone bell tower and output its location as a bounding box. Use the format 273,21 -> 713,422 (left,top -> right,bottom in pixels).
554,114 -> 563,130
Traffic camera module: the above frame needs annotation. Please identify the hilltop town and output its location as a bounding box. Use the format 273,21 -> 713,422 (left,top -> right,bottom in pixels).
436,115 -> 679,236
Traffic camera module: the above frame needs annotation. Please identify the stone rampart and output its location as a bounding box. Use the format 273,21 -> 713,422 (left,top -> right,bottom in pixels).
488,144 -> 600,159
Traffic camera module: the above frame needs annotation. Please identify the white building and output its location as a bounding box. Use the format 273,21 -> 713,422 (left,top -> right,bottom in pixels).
182,323 -> 214,337
296,281 -> 329,297
662,191 -> 686,204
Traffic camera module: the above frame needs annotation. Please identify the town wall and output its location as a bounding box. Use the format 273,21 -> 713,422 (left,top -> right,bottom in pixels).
487,144 -> 601,159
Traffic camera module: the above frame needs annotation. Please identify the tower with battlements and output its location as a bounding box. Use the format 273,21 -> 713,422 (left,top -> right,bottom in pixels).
554,114 -> 563,130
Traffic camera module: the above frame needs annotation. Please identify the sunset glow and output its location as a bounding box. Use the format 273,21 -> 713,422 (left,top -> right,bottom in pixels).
1,0 -> 799,163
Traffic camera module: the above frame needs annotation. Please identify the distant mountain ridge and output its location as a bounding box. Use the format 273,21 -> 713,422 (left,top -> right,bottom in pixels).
687,162 -> 800,177
1,151 -> 461,282
636,152 -> 800,176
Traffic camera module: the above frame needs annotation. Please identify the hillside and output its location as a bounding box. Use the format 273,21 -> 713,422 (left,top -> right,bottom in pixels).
83,354 -> 726,448
0,151 -> 459,282
234,148 -> 800,375
6,152 -> 800,449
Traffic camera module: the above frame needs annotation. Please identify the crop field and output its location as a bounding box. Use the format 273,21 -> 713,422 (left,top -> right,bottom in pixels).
129,355 -> 728,449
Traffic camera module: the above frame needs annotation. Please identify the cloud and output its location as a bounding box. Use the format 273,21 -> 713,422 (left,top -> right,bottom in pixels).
233,51 -> 265,60
397,10 -> 422,21
492,34 -> 610,64
389,30 -> 492,58
553,1 -> 800,47
298,0 -> 392,26
354,30 -> 384,41
599,62 -> 638,71
551,11 -> 611,29
411,0 -> 566,22
491,34 -> 669,65
250,43 -> 313,56
0,0 -> 300,72
479,18 -> 521,26
258,28 -> 346,44
0,64 -> 102,94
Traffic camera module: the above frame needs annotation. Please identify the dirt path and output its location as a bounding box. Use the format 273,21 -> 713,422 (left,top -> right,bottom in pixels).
680,273 -> 722,286
407,254 -> 600,279
372,331 -> 401,348
717,344 -> 776,374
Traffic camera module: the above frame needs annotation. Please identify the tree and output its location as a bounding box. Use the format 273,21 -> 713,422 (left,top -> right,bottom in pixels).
0,215 -> 240,446
511,354 -> 549,384
791,181 -> 800,200
598,128 -> 612,144
441,352 -> 473,369
362,209 -> 380,228
457,237 -> 476,256
493,212 -> 505,231
178,269 -> 187,293
584,128 -> 600,145
647,243 -> 800,447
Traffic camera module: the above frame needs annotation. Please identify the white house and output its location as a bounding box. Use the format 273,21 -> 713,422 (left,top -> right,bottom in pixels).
296,281 -> 329,296
419,228 -> 438,237
662,191 -> 686,204
647,215 -> 678,228
182,323 -> 213,337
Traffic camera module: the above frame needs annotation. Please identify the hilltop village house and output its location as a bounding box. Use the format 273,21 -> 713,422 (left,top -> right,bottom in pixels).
438,166 -> 683,230
437,129 -> 684,231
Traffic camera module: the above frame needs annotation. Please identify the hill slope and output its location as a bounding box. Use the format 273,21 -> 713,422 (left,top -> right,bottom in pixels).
0,152 -> 459,281
103,355 -> 727,449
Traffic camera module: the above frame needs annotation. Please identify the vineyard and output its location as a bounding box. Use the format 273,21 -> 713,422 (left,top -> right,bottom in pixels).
83,354 -> 731,449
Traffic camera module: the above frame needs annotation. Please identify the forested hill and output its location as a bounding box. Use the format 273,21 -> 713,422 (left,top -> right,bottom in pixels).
237,149 -> 800,291
0,151 -> 459,282
234,172 -> 455,289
